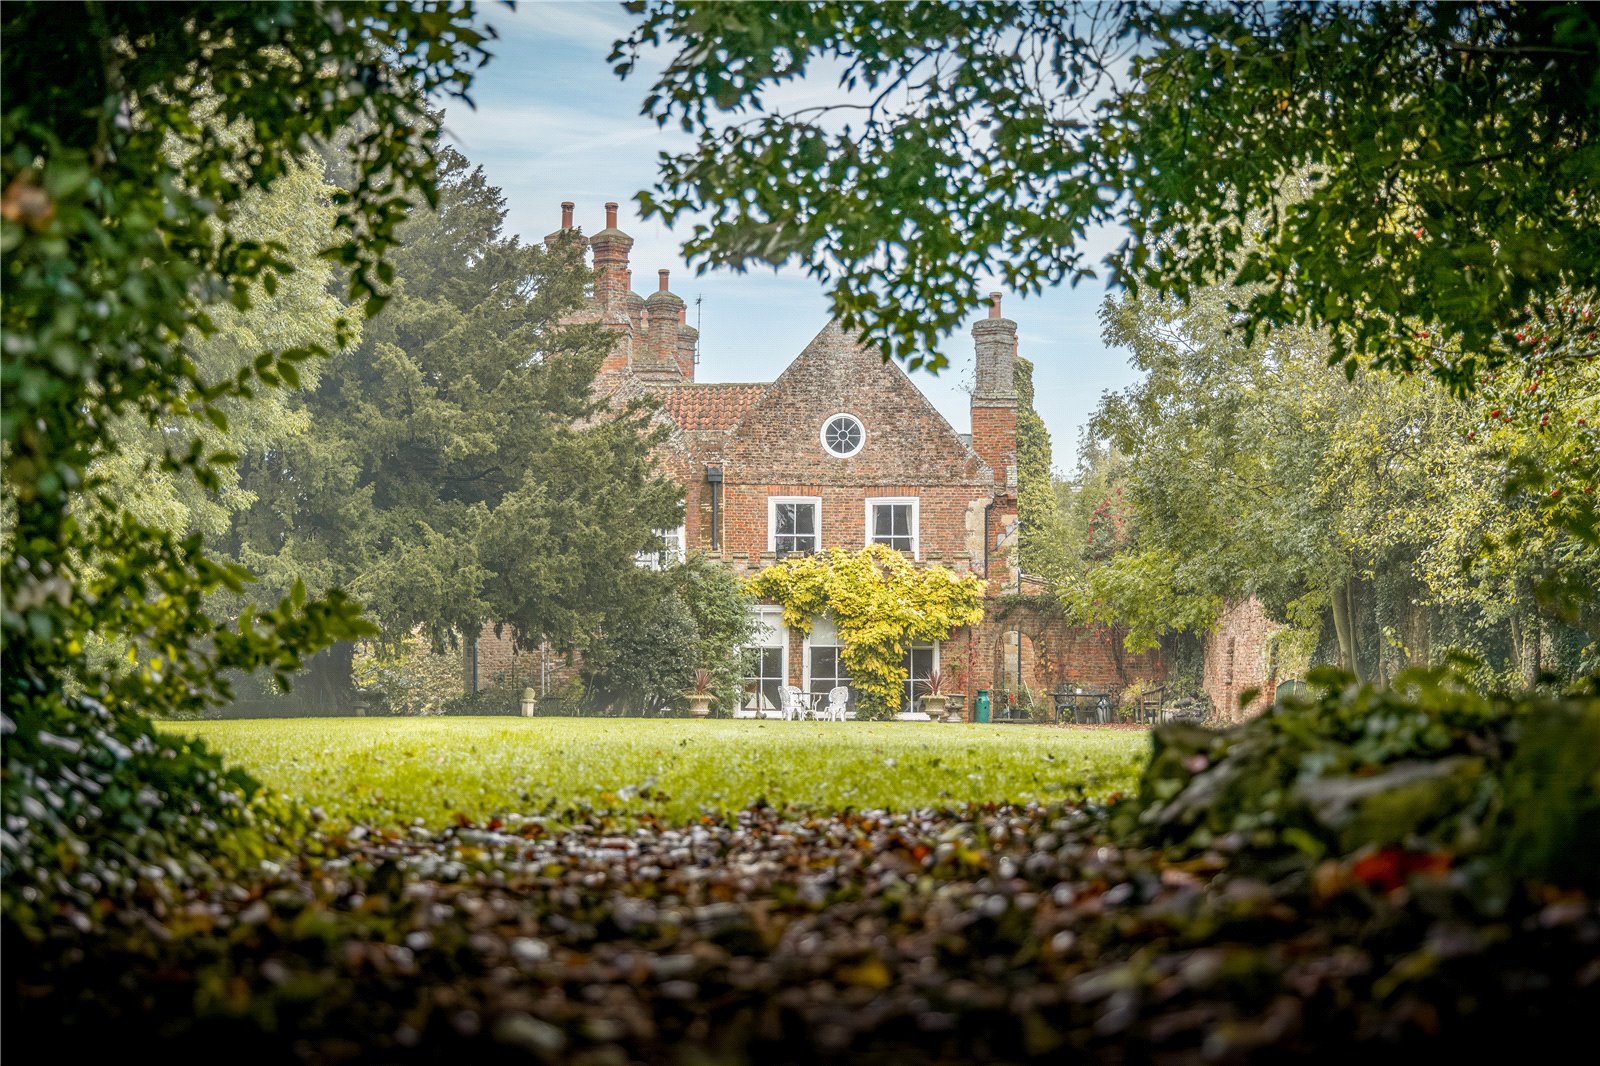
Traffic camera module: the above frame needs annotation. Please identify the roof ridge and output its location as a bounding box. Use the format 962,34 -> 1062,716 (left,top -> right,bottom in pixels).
658,381 -> 769,388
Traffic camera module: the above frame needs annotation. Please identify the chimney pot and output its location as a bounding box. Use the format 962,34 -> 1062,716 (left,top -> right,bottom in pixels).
989,292 -> 1003,319
605,201 -> 619,229
560,201 -> 574,229
658,269 -> 670,292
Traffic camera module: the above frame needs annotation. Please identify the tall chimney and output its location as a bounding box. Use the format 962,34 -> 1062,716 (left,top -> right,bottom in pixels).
971,292 -> 1018,582
590,201 -> 634,312
641,268 -> 687,382
543,200 -> 577,249
677,303 -> 699,381
971,290 -> 1018,492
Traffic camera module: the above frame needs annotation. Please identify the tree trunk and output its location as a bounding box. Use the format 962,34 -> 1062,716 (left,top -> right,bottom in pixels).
1109,624 -> 1129,687
1513,611 -> 1542,687
1370,572 -> 1390,689
1346,580 -> 1367,684
1330,580 -> 1360,681
1410,598 -> 1432,668
1508,610 -> 1523,679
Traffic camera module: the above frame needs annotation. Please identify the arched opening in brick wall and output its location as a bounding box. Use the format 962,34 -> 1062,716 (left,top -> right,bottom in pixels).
1007,632 -> 1046,693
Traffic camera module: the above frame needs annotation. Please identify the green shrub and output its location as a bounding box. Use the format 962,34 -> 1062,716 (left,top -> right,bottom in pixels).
439,684 -> 522,717
353,635 -> 465,716
2,695 -> 262,934
582,555 -> 754,715
1124,665 -> 1600,889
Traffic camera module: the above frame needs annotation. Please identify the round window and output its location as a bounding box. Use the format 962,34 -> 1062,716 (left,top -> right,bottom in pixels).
821,414 -> 865,458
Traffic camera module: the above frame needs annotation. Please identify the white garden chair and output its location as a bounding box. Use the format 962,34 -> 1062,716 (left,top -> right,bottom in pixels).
779,685 -> 811,721
823,685 -> 849,722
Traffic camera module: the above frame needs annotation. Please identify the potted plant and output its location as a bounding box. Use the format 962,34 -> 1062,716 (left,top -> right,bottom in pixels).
686,668 -> 717,718
919,667 -> 950,720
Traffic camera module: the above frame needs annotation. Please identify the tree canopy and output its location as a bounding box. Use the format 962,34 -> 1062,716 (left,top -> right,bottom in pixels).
616,1 -> 1598,387
1,0 -> 491,904
1054,275 -> 1598,688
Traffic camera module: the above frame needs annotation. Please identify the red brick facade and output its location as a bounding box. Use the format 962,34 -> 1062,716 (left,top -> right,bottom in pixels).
467,203 -> 1271,721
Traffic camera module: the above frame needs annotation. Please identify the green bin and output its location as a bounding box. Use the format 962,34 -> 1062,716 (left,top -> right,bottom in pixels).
974,689 -> 991,724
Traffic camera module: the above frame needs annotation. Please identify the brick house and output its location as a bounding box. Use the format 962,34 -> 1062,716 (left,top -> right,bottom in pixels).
469,202 -> 1172,717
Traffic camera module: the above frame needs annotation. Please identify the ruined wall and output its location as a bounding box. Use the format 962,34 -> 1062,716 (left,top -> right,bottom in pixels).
1203,597 -> 1282,723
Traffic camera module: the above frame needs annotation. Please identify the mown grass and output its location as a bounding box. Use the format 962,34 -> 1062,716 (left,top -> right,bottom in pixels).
169,717 -> 1150,828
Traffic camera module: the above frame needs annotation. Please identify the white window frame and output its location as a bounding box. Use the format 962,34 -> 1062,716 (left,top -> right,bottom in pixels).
903,640 -> 941,711
803,614 -> 852,713
819,413 -> 866,458
634,524 -> 686,571
741,606 -> 789,716
864,496 -> 920,559
767,496 -> 822,555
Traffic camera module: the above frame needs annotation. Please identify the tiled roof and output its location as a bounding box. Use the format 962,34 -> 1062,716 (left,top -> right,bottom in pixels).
656,382 -> 769,432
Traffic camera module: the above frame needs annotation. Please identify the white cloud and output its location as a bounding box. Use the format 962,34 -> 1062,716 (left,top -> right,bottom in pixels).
442,99 -> 667,159
484,1 -> 628,51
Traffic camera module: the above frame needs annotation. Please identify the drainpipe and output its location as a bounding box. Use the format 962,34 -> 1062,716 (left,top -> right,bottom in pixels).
706,465 -> 723,551
982,499 -> 994,578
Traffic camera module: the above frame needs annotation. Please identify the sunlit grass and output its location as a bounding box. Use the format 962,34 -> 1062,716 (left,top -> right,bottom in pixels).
168,717 -> 1150,828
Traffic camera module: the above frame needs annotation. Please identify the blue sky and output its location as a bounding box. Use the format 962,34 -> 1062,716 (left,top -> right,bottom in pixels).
441,1 -> 1144,472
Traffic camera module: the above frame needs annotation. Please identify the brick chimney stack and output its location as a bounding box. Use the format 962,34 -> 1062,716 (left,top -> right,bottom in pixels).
590,201 -> 634,312
966,291 -> 1017,573
966,291 -> 1017,582
676,302 -> 698,380
543,200 -> 576,249
640,268 -> 687,383
971,292 -> 1018,491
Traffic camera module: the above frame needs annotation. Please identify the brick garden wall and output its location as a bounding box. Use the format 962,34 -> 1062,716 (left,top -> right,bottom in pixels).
1203,597 -> 1281,723
466,623 -> 582,699
959,608 -> 1166,719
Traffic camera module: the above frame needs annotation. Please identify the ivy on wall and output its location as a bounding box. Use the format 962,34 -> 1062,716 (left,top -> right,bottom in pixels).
1015,356 -> 1063,576
747,545 -> 986,718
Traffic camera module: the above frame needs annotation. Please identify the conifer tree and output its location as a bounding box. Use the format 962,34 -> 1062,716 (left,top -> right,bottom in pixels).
231,147 -> 684,699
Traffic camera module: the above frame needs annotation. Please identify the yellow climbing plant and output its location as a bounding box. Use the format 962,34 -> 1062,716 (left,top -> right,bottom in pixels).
746,544 -> 986,718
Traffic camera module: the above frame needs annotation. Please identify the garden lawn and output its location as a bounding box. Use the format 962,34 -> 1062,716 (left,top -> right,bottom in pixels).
168,717 -> 1148,827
